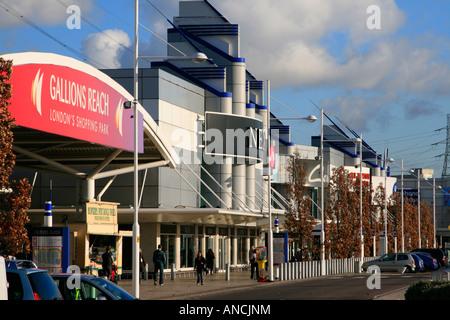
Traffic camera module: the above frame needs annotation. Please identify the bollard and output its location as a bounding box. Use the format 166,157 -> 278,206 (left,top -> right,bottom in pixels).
225,263 -> 230,281
286,263 -> 290,280
171,263 -> 175,280
354,260 -> 361,274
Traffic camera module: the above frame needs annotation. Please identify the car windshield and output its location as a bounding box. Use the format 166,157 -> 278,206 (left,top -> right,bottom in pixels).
90,278 -> 136,300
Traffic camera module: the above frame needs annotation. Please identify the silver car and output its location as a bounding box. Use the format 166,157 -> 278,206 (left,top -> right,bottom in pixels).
362,253 -> 416,273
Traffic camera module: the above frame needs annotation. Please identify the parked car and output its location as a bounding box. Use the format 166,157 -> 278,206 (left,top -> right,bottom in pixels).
411,252 -> 439,271
0,256 -> 7,300
410,254 -> 424,272
410,248 -> 448,268
362,253 -> 416,273
51,273 -> 137,300
5,260 -> 38,269
6,268 -> 63,300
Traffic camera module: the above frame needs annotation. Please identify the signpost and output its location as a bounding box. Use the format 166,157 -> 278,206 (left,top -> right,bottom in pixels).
5,52 -> 143,153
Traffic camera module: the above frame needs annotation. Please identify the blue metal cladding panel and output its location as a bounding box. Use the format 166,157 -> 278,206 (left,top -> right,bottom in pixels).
181,67 -> 226,79
178,24 -> 239,36
249,81 -> 264,90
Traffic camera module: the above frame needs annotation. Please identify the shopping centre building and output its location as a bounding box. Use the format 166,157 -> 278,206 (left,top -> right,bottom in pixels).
5,1 -> 400,275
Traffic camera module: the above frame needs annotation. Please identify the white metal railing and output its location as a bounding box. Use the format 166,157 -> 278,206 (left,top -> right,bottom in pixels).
277,256 -> 378,281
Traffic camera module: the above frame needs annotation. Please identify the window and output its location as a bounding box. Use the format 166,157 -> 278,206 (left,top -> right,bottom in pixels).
397,254 -> 408,261
6,273 -> 23,300
237,237 -> 246,264
53,278 -> 82,300
181,235 -> 194,268
310,188 -> 318,219
380,254 -> 395,261
28,272 -> 63,300
160,234 -> 175,267
80,280 -> 110,300
90,278 -> 135,300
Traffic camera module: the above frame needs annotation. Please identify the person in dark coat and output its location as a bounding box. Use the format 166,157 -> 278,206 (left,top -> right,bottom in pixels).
205,249 -> 215,275
102,246 -> 113,280
194,251 -> 206,285
250,248 -> 258,280
153,244 -> 166,286
139,248 -> 146,283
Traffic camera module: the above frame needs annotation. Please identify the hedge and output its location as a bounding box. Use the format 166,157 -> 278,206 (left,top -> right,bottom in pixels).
405,280 -> 450,300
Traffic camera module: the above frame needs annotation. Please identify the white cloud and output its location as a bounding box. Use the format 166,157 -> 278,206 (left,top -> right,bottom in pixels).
0,0 -> 94,29
319,93 -> 397,132
81,29 -> 131,69
206,0 -> 450,97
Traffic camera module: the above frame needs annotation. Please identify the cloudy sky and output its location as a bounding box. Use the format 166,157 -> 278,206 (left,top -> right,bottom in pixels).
0,0 -> 449,178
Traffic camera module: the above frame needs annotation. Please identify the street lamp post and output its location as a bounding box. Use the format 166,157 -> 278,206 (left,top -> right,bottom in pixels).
358,135 -> 363,267
405,170 -> 445,249
265,87 -> 316,282
408,168 -> 422,249
433,177 -> 436,248
318,108 -> 362,273
132,0 -> 139,299
418,169 -> 421,248
267,80 -> 273,282
132,0 -> 208,297
383,150 -> 394,254
320,108 -> 325,274
401,159 -> 405,252
414,169 -> 422,248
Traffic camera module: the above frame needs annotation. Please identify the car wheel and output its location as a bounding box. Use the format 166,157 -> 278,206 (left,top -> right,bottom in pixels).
400,266 -> 412,273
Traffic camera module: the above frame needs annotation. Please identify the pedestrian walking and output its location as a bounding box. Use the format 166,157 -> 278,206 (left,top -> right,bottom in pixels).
250,248 -> 258,280
206,248 -> 215,275
139,248 -> 146,283
295,248 -> 302,262
153,244 -> 166,286
102,246 -> 113,280
194,251 -> 206,285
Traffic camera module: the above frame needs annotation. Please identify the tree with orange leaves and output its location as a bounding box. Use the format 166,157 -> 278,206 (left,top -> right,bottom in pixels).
283,152 -> 317,261
0,58 -> 31,256
324,166 -> 362,259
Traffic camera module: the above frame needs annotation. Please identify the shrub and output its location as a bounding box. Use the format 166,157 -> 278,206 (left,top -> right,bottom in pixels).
405,280 -> 450,300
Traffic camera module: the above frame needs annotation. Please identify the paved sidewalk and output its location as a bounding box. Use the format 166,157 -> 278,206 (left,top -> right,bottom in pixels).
373,287 -> 407,300
119,270 -> 407,300
119,270 -> 277,300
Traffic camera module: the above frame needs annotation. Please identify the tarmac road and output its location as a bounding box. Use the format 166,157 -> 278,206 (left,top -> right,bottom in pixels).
119,270 -> 429,300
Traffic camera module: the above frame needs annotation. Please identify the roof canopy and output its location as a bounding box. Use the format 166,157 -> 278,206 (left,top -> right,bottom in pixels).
3,52 -> 175,180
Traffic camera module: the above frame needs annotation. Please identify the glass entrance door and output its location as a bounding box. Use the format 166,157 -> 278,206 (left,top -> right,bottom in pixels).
181,235 -> 194,268
160,234 -> 175,267
218,237 -> 228,270
205,236 -> 214,255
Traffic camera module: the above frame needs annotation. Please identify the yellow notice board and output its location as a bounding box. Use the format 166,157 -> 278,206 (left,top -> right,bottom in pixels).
85,201 -> 118,225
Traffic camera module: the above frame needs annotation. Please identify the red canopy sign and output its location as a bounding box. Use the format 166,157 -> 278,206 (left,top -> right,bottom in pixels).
6,53 -> 142,153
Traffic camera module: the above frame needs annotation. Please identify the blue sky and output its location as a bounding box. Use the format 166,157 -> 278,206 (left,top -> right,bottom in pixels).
1,0 -> 449,178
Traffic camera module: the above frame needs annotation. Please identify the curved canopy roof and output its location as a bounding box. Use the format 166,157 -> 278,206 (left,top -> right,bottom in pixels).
2,52 -> 175,180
